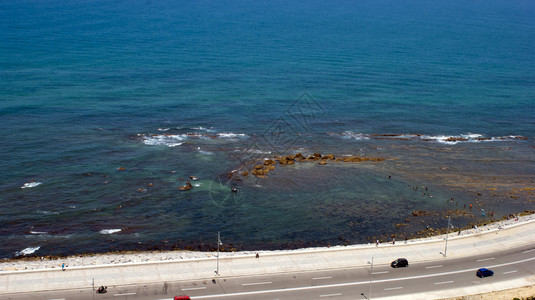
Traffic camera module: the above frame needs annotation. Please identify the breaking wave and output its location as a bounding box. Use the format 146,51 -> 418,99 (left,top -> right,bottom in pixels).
133,127 -> 248,147
21,181 -> 42,189
100,229 -> 122,235
329,132 -> 528,144
15,246 -> 40,257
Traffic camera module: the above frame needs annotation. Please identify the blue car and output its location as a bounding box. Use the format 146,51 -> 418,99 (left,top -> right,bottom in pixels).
476,268 -> 494,278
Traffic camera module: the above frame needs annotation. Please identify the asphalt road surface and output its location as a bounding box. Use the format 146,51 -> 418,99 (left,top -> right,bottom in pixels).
4,244 -> 535,300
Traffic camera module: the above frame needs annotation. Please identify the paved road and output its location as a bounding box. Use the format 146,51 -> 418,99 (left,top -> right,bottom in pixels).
3,243 -> 535,299
1,220 -> 535,299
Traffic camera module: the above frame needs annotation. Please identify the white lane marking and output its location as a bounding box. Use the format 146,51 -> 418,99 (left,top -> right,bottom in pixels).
434,280 -> 454,285
313,276 -> 333,280
476,257 -> 495,262
503,270 -> 518,274
192,256 -> 535,299
384,286 -> 403,290
242,281 -> 272,286
182,286 -> 207,291
114,292 -> 136,296
425,265 -> 443,269
49,298 -> 66,300
523,249 -> 535,253
320,293 -> 342,297
372,271 -> 388,275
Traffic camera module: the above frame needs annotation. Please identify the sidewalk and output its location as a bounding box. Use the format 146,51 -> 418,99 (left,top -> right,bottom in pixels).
1,219 -> 535,296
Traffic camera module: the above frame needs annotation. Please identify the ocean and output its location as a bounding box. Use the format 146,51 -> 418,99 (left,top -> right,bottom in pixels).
1,0 -> 534,258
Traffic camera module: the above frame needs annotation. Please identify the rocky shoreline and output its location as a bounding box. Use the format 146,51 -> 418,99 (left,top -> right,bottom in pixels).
2,211 -> 534,272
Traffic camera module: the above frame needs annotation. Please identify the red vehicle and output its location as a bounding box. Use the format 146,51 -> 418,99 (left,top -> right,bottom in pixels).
174,296 -> 191,300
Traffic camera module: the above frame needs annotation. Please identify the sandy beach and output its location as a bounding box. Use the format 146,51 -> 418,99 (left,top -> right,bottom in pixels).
2,212 -> 534,273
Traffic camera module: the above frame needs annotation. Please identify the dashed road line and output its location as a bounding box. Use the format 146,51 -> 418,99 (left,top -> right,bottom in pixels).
114,292 -> 136,296
320,293 -> 342,297
372,271 -> 389,275
313,276 -> 333,280
242,281 -> 272,286
182,286 -> 207,291
523,249 -> 535,253
434,281 -> 454,285
384,287 -> 403,291
503,270 -> 518,274
425,265 -> 443,269
476,257 -> 495,262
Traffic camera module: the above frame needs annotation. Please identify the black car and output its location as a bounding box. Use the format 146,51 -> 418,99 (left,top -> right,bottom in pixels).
476,268 -> 494,278
391,258 -> 409,268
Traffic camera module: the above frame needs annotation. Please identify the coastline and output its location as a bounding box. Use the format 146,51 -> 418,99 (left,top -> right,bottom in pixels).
2,211 -> 534,273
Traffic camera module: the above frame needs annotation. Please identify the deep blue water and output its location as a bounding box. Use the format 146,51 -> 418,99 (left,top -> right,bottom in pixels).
1,0 -> 534,258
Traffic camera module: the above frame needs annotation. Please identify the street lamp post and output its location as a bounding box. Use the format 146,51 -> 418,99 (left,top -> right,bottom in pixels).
367,257 -> 373,300
215,231 -> 221,275
444,216 -> 451,257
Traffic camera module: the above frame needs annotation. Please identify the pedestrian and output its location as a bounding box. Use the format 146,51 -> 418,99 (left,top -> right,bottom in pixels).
376,239 -> 379,247
61,263 -> 65,271
392,238 -> 395,245
255,253 -> 259,259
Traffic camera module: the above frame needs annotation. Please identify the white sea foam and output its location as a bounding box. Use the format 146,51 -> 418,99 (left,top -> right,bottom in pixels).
138,129 -> 248,147
100,229 -> 122,235
15,246 -> 40,256
217,133 -> 248,139
29,231 -> 48,235
191,126 -> 214,132
142,134 -> 185,147
339,131 -> 370,140
196,147 -> 214,155
37,210 -> 59,215
21,181 -> 42,189
331,132 -> 527,145
235,148 -> 272,155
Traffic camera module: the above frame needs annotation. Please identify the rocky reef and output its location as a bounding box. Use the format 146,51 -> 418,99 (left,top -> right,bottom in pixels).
240,153 -> 386,178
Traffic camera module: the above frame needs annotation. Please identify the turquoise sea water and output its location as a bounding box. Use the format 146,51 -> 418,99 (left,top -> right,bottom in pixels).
1,0 -> 534,258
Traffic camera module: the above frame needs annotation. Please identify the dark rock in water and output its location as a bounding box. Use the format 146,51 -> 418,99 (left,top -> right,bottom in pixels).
178,180 -> 193,191
277,156 -> 295,165
322,154 -> 335,160
444,137 -> 468,142
263,159 -> 276,165
251,168 -> 270,176
337,156 -> 385,162
412,210 -> 430,216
